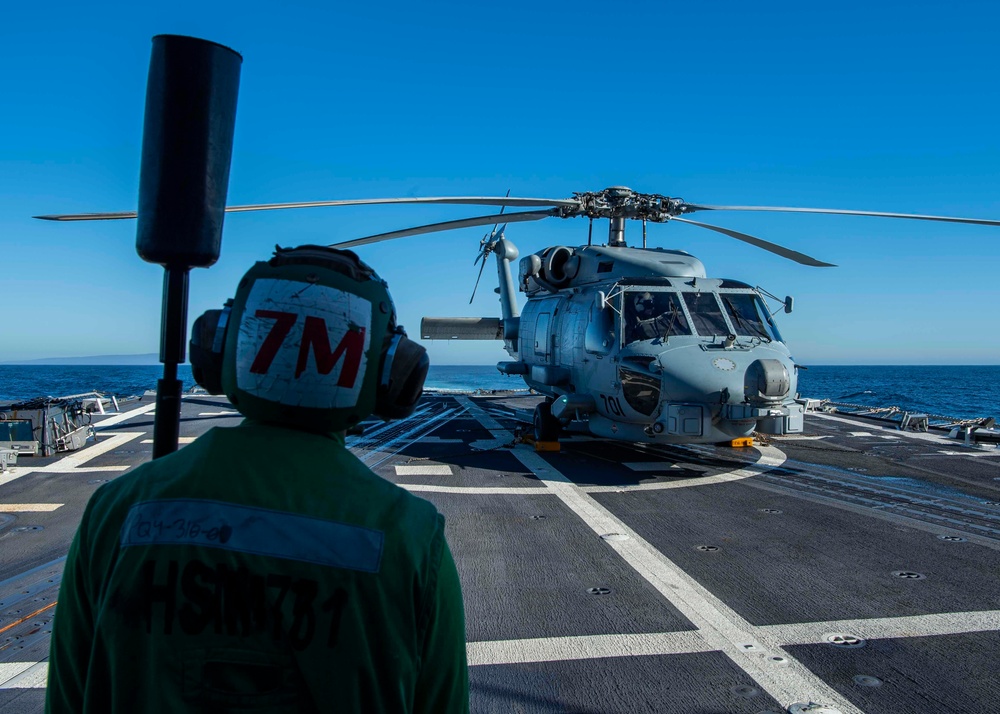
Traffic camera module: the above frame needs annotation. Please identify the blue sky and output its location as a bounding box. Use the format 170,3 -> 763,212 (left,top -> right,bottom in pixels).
3,0 -> 998,365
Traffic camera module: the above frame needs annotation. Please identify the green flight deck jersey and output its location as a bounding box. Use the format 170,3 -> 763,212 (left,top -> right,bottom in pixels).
46,421 -> 469,713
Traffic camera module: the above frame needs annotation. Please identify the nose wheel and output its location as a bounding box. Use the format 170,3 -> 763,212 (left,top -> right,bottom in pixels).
533,401 -> 562,442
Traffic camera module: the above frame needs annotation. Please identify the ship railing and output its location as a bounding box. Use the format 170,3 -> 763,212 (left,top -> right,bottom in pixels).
813,399 -> 995,433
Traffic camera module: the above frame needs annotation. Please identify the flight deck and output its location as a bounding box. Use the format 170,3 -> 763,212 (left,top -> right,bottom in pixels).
1,392 -> 998,713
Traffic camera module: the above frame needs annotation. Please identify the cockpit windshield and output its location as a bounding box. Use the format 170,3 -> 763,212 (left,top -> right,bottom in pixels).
681,292 -> 730,337
720,293 -> 783,342
624,291 -> 691,344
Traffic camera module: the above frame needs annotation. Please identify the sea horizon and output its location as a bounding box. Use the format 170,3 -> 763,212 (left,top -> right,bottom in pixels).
1,363 -> 997,421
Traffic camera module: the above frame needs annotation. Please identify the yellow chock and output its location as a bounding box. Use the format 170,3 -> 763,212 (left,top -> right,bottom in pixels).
729,437 -> 754,448
534,440 -> 561,452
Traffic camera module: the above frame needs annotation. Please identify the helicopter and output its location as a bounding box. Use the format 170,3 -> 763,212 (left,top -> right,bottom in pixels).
38,185 -> 1000,445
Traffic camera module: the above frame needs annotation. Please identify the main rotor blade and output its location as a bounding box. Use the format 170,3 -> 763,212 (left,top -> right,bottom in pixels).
682,204 -> 1000,227
672,217 -> 837,267
34,195 -> 579,222
332,209 -> 561,248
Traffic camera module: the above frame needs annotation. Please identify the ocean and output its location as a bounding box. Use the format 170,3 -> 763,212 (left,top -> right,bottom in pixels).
0,364 -> 997,420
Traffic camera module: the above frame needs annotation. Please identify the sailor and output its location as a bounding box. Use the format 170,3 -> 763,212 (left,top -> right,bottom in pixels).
628,291 -> 664,342
46,246 -> 469,713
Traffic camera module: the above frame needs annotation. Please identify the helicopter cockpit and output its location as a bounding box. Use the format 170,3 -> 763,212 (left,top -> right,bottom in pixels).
623,287 -> 782,346
624,291 -> 690,343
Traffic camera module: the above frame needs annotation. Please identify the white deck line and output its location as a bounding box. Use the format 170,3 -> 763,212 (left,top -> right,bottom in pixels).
394,464 -> 453,476
586,453 -> 784,493
455,397 -> 861,713
91,403 -> 157,429
0,431 -> 143,485
0,503 -> 63,512
758,610 -> 1000,645
401,484 -> 551,495
468,631 -> 712,666
9,610 -> 1000,689
0,661 -> 48,689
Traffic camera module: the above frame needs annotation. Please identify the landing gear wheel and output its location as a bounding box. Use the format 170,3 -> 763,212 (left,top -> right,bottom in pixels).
533,401 -> 561,442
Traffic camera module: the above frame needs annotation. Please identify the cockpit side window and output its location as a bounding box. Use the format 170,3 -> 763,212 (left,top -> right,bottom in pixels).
720,292 -> 781,342
682,292 -> 731,336
624,291 -> 691,344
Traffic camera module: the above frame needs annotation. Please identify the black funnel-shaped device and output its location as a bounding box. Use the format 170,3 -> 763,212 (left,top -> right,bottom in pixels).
136,35 -> 242,268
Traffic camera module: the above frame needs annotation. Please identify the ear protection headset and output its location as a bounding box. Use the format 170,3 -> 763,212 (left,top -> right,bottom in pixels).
189,245 -> 428,432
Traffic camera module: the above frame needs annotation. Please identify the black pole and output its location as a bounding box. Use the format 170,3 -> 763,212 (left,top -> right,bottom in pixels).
152,267 -> 190,459
135,35 -> 242,458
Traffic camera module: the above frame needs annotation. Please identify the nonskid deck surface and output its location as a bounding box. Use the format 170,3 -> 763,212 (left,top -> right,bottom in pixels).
1,393 -> 999,713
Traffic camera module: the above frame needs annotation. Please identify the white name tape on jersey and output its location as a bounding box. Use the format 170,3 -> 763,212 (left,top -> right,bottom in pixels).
235,279 -> 373,409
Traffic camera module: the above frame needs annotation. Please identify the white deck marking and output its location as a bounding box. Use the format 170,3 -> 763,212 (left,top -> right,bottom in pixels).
468,631 -> 711,666
0,662 -> 36,683
0,431 -> 143,485
401,484 -> 551,495
0,504 -> 62,512
932,450 -> 1000,458
0,661 -> 47,689
395,464 -> 452,476
468,610 -> 1000,667
759,610 -> 1000,645
772,435 -> 831,441
586,452 -> 785,493
198,411 -> 239,416
16,610 -> 999,690
140,437 -> 196,444
456,397 -> 860,712
92,403 -> 157,429
848,431 -> 873,437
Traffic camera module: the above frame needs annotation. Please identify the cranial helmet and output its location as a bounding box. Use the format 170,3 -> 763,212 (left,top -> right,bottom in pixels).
189,245 -> 429,433
634,292 -> 655,314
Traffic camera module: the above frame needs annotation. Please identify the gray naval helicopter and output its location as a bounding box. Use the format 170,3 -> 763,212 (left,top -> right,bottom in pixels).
317,186 -> 1000,446
39,186 -> 1000,445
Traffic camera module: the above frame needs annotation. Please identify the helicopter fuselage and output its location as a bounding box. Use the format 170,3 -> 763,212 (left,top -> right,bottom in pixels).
422,239 -> 804,444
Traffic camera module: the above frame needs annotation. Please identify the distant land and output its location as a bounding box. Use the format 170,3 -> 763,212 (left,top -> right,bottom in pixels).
3,353 -> 173,366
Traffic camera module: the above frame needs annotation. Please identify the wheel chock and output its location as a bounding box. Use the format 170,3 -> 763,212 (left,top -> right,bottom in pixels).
534,440 -> 561,452
728,437 -> 754,448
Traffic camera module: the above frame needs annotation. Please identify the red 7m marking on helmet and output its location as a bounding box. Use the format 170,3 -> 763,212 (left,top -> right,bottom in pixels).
250,310 -> 366,388
250,310 -> 298,374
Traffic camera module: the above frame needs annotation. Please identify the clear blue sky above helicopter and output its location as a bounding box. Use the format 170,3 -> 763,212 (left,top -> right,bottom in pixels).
2,0 -> 998,365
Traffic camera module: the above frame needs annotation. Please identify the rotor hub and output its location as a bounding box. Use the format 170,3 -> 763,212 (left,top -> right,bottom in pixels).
569,187 -> 687,222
